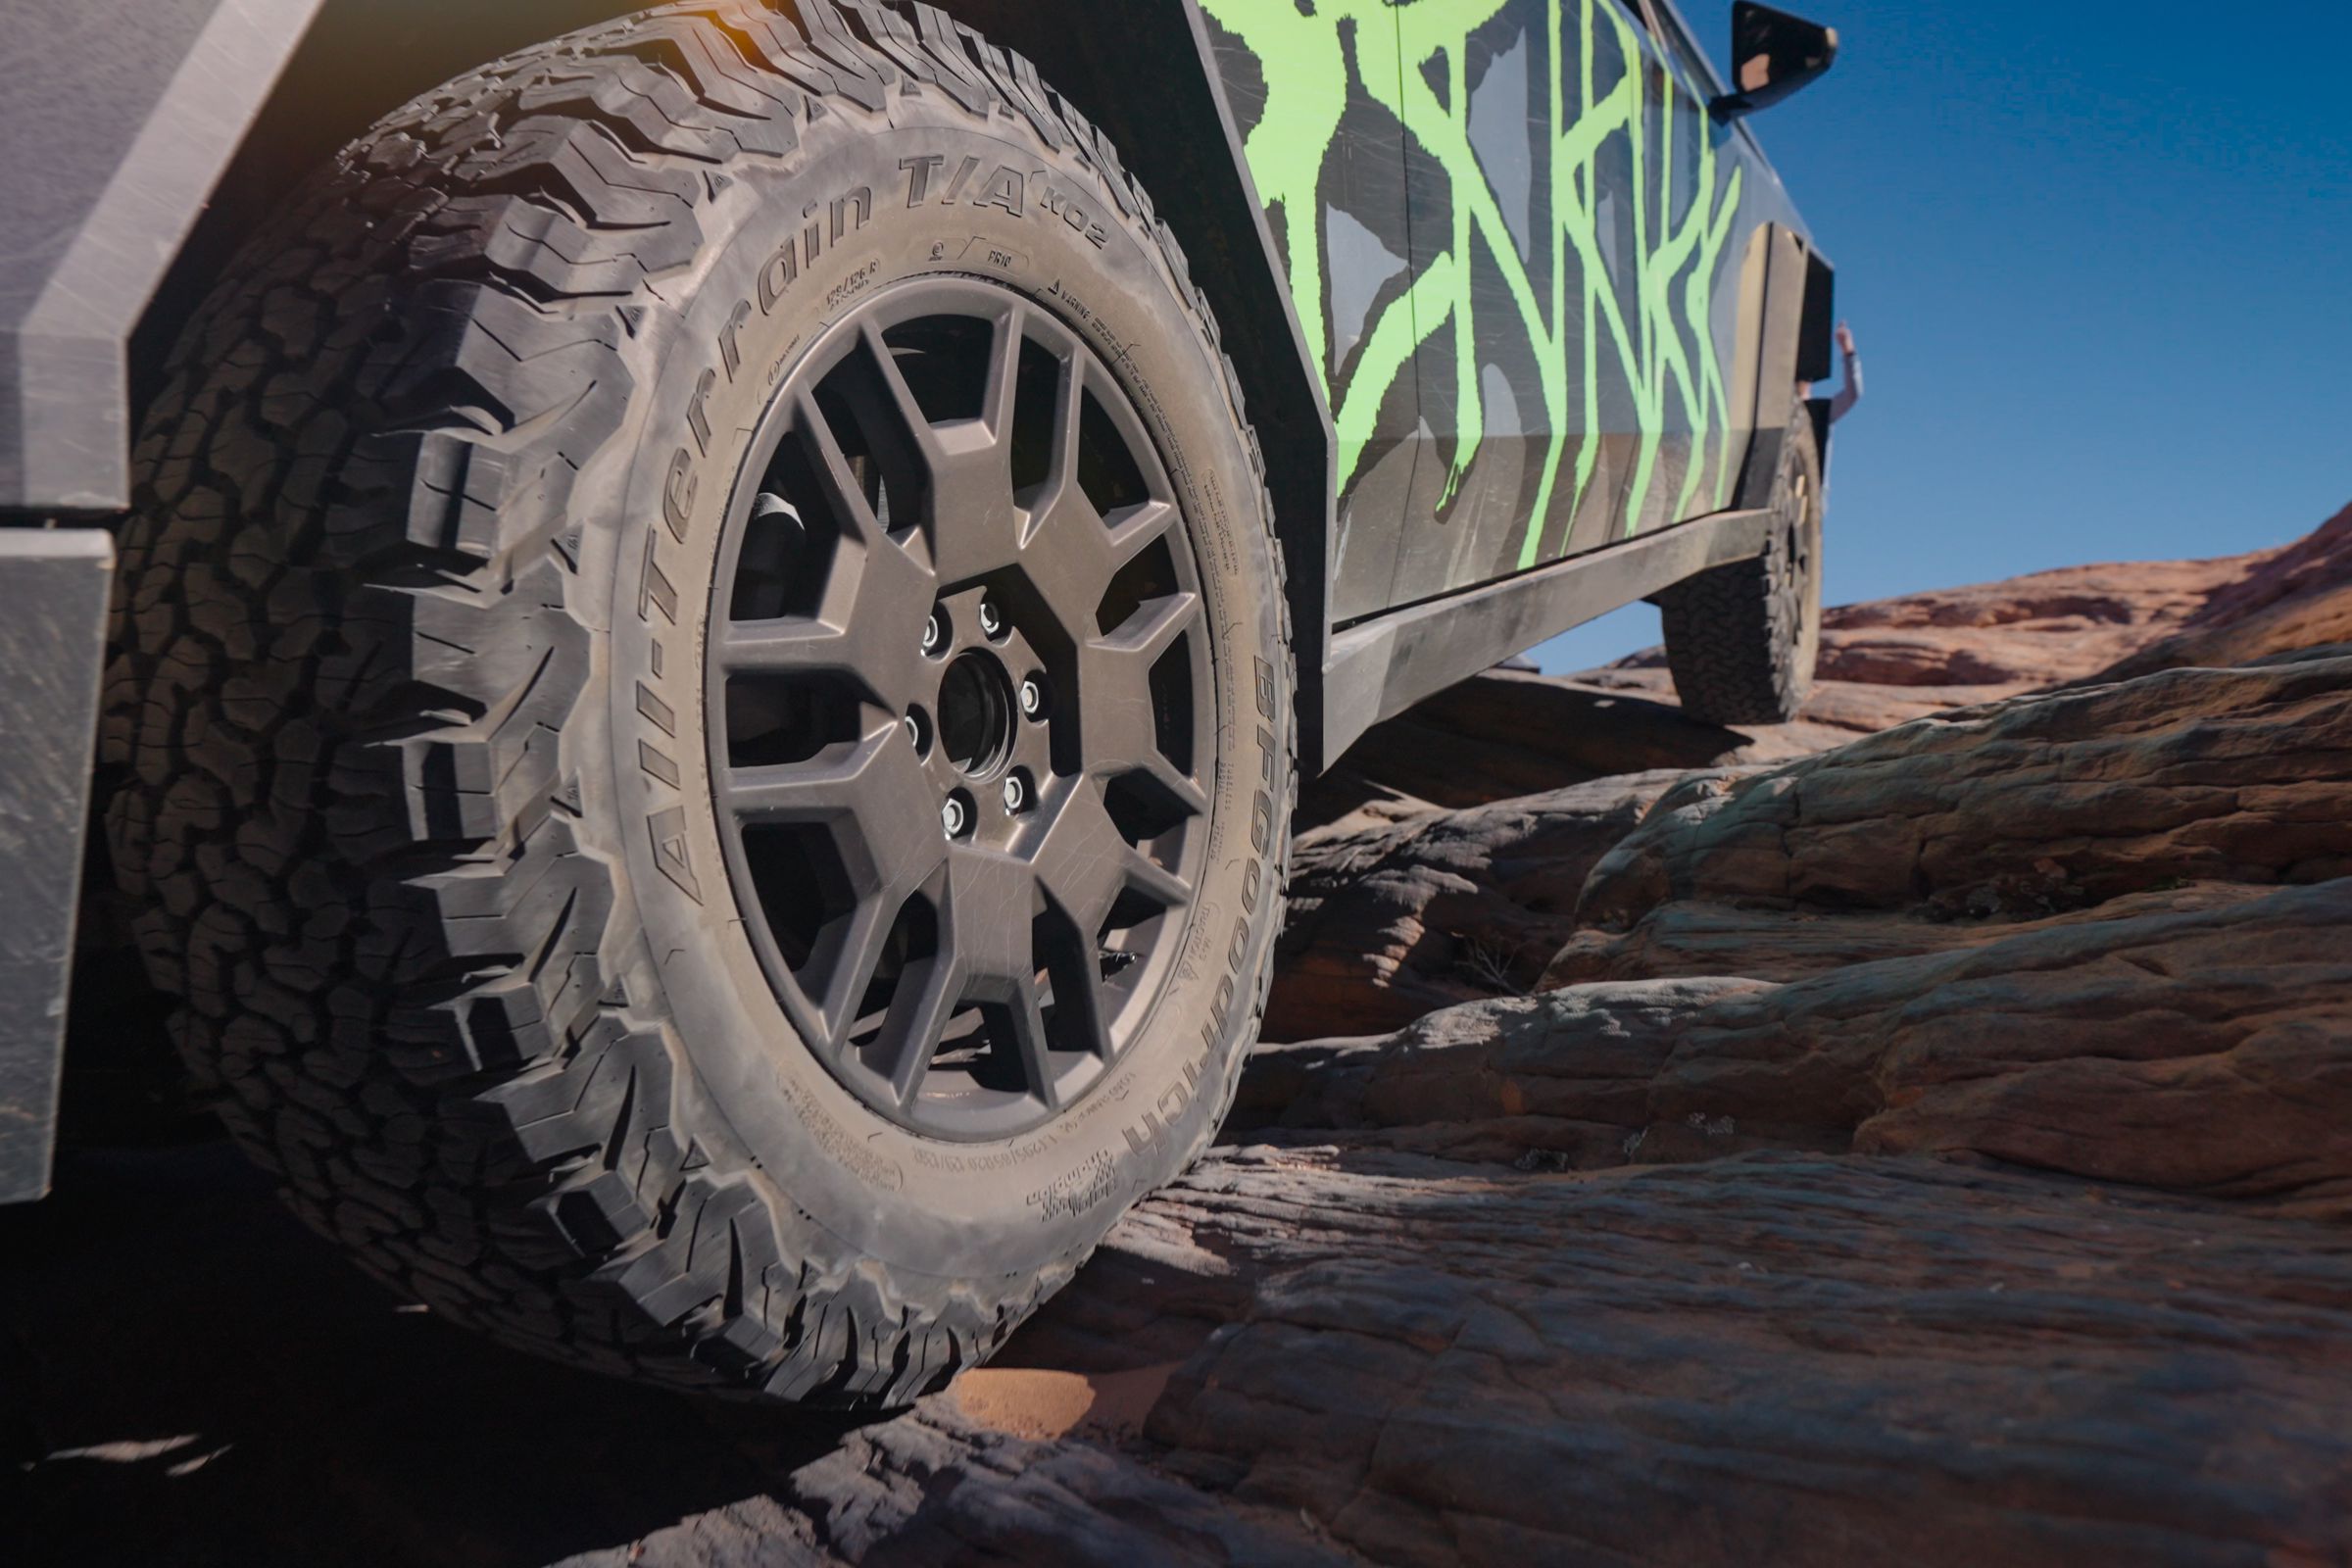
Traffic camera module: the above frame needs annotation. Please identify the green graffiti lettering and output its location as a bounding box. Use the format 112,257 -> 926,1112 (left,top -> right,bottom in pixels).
1202,0 -> 1746,563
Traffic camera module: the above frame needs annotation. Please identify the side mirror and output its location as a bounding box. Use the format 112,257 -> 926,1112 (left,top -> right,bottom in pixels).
1710,3 -> 1838,120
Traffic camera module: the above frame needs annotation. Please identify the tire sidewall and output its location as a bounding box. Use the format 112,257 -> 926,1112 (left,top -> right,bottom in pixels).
589,110 -> 1287,1285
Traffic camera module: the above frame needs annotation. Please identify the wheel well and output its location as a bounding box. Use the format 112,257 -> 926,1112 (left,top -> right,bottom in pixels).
130,0 -> 644,421
1726,223 -> 1829,514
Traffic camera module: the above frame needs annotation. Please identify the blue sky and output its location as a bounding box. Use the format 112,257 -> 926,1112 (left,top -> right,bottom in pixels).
1533,0 -> 2352,672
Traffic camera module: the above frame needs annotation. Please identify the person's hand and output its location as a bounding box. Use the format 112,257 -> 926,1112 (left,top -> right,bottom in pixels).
1836,320 -> 1856,356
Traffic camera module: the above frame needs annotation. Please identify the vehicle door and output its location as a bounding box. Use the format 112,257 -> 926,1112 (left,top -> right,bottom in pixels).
1382,0 -> 1758,612
1637,0 -> 1770,532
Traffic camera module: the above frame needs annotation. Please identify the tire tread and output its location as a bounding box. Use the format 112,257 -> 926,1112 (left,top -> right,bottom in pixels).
1657,410 -> 1821,726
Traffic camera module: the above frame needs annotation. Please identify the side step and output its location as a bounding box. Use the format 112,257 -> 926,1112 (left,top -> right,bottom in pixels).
1320,507 -> 1776,762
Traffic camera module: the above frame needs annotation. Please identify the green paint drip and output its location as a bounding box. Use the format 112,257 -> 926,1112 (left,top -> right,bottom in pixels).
1200,0 -> 1745,564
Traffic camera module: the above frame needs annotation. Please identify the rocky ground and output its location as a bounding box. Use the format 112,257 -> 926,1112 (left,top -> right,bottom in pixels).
9,503 -> 2351,1566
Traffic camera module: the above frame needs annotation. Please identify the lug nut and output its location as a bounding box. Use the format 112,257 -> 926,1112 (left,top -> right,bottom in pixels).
941,797 -> 966,837
1018,677 -> 1045,720
1002,774 -> 1027,812
921,610 -> 947,656
977,598 -> 1004,638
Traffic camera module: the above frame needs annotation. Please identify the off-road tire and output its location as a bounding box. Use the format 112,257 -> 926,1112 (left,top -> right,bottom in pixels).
103,0 -> 1294,1406
1656,404 -> 1823,724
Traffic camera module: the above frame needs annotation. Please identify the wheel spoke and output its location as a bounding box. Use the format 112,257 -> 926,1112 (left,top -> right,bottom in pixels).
860,318 -> 947,470
930,845 -> 1064,1108
1019,492 -> 1116,628
713,588 -> 928,711
974,300 -> 1024,444
798,390 -> 891,551
1045,336 -> 1088,496
1027,780 -> 1134,941
1008,327 -> 1178,623
1020,490 -> 1181,639
858,313 -> 1026,584
1033,772 -> 1189,894
722,735 -> 875,822
1081,590 -> 1206,803
840,733 -> 953,898
1121,748 -> 1210,821
714,615 -> 858,675
725,728 -> 947,890
715,399 -> 935,709
1117,847 -> 1192,910
883,950 -> 960,1107
1103,498 -> 1179,574
1013,334 -> 1098,578
939,845 -> 1040,986
726,727 -> 949,1051
1032,791 -> 1194,927
1006,985 -> 1059,1112
1046,943 -> 1114,1062
1099,589 -> 1200,664
818,895 -> 900,1053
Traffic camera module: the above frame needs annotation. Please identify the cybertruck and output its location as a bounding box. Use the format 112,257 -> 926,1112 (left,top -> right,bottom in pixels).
0,0 -> 1838,1403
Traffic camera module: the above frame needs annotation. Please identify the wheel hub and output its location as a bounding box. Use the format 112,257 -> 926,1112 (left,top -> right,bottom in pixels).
703,277 -> 1213,1141
937,649 -> 1012,777
917,588 -> 1052,851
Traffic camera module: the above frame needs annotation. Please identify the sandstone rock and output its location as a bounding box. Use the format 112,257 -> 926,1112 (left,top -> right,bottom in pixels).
662,1147 -> 2352,1567
1250,876 -> 2352,1216
1723,552 -> 2245,688
2098,501 -> 2352,682
739,1396 -> 1343,1566
1263,769 -> 1689,1042
1577,648 -> 2352,934
1292,649 -> 2352,1040
1541,880 -> 2269,987
733,802 -> 2352,1562
1119,1147 -> 2352,1567
24,1059 -> 2352,1568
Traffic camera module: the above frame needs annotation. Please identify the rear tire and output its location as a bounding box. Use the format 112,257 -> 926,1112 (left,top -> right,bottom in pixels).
104,0 -> 1293,1406
1656,403 -> 1823,724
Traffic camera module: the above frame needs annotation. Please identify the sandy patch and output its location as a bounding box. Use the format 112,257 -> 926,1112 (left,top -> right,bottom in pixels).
950,1362 -> 1177,1443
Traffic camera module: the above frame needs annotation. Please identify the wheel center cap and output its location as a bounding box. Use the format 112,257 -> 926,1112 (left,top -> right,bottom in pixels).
937,649 -> 1016,780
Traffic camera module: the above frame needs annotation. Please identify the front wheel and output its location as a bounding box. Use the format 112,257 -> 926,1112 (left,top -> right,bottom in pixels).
105,0 -> 1293,1406
1656,403 -> 1824,724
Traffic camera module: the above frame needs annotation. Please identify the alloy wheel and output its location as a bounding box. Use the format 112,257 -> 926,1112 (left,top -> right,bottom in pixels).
705,279 -> 1213,1141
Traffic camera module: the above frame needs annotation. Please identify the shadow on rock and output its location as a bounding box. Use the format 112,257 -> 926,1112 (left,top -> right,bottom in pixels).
1,1143 -> 867,1568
